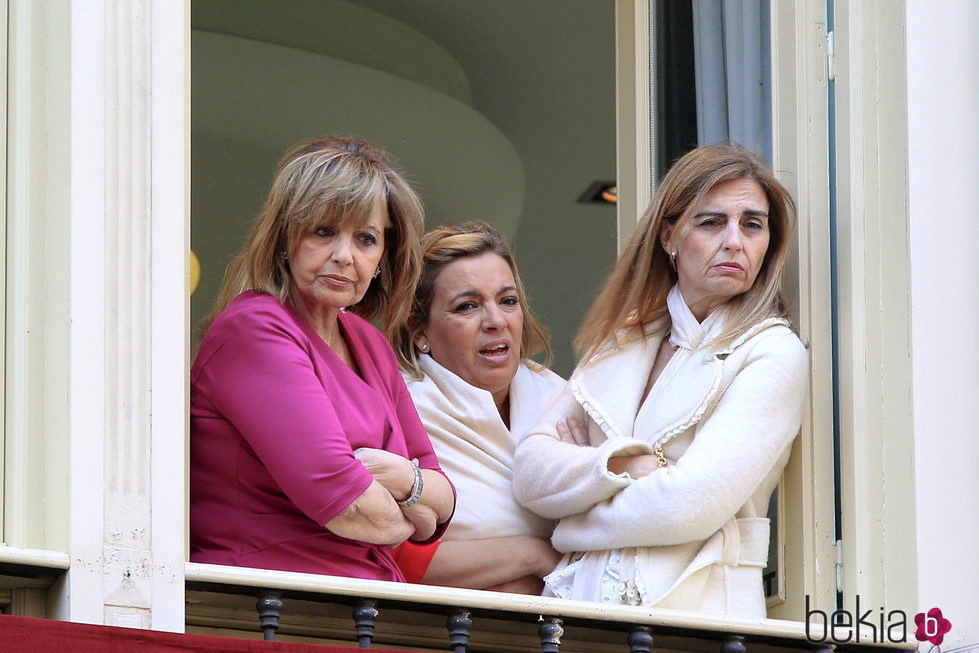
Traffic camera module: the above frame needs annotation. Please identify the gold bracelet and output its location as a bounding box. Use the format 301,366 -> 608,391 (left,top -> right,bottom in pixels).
654,447 -> 668,468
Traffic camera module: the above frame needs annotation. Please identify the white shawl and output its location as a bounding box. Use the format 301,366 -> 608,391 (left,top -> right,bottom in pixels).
406,355 -> 564,541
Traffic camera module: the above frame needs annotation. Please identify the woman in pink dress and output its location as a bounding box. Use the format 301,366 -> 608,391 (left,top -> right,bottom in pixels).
191,136 -> 455,581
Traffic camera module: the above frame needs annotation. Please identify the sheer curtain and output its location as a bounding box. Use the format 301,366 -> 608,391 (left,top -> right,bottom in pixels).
691,0 -> 772,161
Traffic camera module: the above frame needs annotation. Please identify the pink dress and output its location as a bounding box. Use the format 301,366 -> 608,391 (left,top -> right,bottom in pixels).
190,291 -> 451,581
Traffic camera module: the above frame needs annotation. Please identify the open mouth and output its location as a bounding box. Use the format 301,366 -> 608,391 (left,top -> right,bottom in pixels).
479,343 -> 510,357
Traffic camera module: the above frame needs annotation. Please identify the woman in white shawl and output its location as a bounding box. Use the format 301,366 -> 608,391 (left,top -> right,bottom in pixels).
389,222 -> 564,593
512,145 -> 808,617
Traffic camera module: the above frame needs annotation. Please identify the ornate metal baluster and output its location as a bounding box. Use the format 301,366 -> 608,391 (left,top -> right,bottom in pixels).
352,599 -> 379,648
255,590 -> 284,641
538,616 -> 564,653
446,608 -> 473,653
628,625 -> 654,653
720,634 -> 747,653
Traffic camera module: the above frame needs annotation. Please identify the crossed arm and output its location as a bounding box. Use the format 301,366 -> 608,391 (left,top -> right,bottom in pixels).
197,305 -> 455,549
515,333 -> 808,551
345,447 -> 454,545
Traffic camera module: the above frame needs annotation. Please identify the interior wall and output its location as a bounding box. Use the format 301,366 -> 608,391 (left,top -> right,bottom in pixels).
349,0 -> 618,375
191,0 -> 617,375
191,27 -> 526,339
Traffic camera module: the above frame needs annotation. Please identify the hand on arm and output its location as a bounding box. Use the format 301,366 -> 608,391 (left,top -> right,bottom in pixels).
354,448 -> 454,541
555,416 -> 590,445
556,415 -> 674,478
324,479 -> 415,546
513,386 -> 653,519
606,453 -> 674,477
421,536 -> 562,592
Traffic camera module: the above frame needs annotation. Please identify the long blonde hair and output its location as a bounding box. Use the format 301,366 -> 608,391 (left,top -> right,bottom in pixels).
199,136 -> 424,336
391,221 -> 552,379
575,144 -> 797,361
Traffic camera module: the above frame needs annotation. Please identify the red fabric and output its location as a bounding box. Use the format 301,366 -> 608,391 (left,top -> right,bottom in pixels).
390,540 -> 441,584
0,614 -> 415,652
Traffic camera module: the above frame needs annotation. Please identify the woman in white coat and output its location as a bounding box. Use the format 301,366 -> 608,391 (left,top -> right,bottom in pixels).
389,222 -> 564,593
512,144 -> 808,617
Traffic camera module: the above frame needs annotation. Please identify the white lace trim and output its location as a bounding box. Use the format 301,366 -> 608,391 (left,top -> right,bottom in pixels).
544,549 -> 646,606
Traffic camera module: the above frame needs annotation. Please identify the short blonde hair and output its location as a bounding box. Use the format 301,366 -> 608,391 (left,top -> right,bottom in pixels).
391,221 -> 552,379
200,136 -> 424,335
576,144 -> 797,360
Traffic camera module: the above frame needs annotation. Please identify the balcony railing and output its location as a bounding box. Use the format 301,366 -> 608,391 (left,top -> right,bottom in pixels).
185,563 -> 918,653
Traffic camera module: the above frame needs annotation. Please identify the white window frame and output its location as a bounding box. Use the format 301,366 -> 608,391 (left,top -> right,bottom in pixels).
1,0 -> 8,531
614,0 -> 917,620
3,0 -> 190,629
830,0 -> 916,613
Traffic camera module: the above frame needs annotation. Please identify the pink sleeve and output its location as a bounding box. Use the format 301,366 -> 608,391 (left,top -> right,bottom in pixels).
194,306 -> 373,527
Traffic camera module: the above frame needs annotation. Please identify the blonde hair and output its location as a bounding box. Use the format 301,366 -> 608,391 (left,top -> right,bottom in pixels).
199,136 -> 424,336
391,221 -> 552,379
575,143 -> 797,360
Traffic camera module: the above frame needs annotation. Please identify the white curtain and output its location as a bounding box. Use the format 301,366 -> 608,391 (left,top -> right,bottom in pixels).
692,0 -> 772,161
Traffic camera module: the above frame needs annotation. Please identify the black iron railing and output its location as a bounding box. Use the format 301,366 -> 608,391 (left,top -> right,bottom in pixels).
185,562 -> 917,653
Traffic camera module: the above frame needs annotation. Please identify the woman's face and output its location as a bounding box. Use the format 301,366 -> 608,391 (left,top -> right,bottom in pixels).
289,199 -> 388,315
417,252 -> 524,409
661,177 -> 771,320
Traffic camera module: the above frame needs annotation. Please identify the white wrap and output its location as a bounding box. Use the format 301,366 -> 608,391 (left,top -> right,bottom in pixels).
406,356 -> 564,541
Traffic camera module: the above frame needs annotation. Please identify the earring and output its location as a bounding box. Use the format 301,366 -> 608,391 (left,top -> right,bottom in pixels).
280,251 -> 288,262
372,267 -> 381,279
419,343 -> 429,353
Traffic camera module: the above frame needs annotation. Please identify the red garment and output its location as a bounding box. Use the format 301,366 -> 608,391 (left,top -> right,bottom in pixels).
191,292 -> 451,581
0,614 -> 398,653
390,540 -> 441,583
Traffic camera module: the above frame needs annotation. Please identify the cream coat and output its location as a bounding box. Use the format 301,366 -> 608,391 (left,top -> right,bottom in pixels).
406,355 -> 564,542
512,289 -> 807,617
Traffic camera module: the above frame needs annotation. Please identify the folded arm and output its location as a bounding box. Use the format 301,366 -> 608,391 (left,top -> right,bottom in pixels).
512,384 -> 653,519
551,332 -> 808,551
197,307 -> 438,544
421,536 -> 561,592
324,479 -> 416,545
354,448 -> 454,541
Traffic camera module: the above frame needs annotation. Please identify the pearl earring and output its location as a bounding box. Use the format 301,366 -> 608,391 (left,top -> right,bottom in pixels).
419,343 -> 429,353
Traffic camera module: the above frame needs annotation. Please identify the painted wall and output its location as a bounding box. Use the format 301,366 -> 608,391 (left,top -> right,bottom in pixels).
348,0 -> 619,376
191,0 -> 618,374
191,29 -> 524,338
907,0 -> 979,647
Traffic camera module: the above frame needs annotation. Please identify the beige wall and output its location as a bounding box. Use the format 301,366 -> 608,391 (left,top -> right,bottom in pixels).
191,30 -> 525,341
190,1 -> 618,375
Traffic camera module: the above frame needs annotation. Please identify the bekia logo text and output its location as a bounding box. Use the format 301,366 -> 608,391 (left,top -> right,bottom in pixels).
806,595 -> 906,644
806,596 -> 952,647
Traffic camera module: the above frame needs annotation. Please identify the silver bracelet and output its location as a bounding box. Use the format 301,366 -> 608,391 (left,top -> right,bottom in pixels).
398,458 -> 424,507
